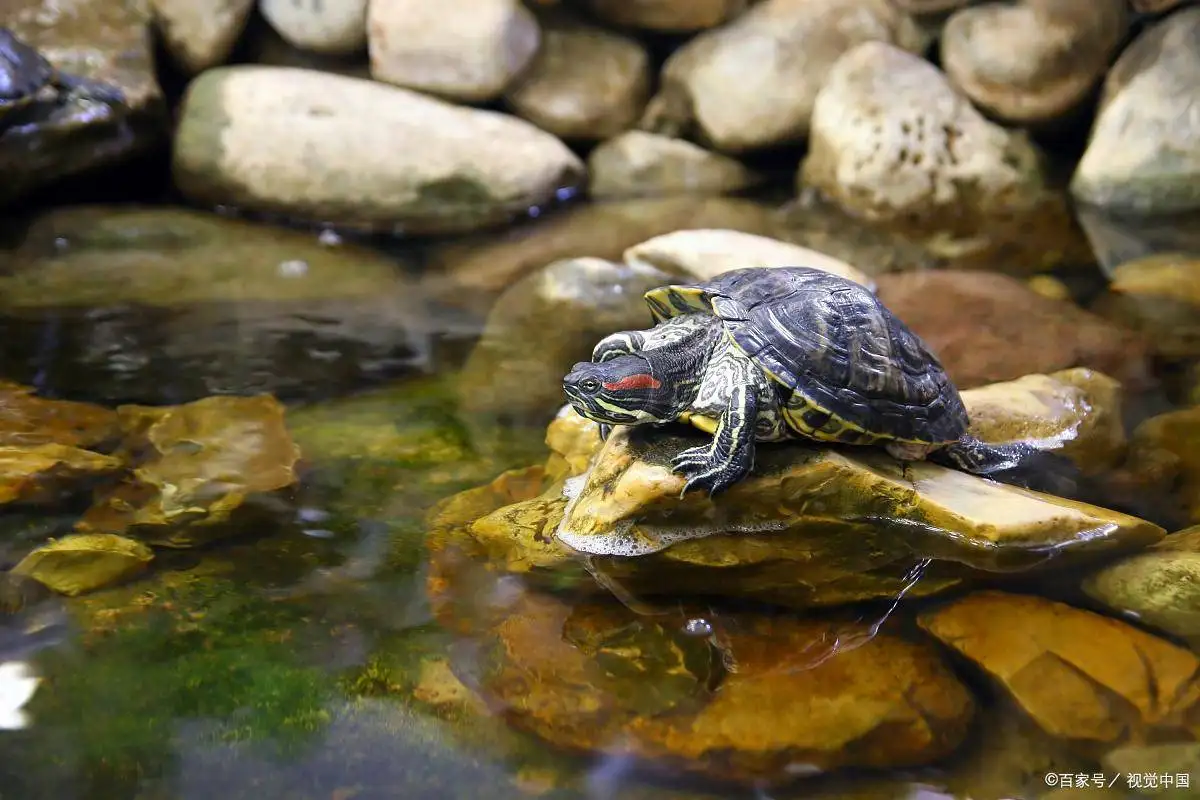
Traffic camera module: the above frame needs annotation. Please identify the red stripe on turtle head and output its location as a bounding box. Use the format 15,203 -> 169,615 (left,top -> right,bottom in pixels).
602,373 -> 662,391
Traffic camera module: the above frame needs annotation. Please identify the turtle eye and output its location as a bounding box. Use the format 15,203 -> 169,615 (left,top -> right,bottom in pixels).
580,378 -> 601,393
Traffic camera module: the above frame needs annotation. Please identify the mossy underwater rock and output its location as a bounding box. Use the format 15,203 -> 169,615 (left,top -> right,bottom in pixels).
12,534 -> 154,597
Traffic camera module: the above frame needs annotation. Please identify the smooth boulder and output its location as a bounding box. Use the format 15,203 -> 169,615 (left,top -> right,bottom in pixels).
172,66 -> 584,235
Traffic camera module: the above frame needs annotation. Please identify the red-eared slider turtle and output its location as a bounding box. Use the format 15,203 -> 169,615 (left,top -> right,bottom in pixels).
563,266 -> 1048,495
0,27 -> 124,129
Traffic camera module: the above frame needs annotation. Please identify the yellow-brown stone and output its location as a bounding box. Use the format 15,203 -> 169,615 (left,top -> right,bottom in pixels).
13,534 -> 154,596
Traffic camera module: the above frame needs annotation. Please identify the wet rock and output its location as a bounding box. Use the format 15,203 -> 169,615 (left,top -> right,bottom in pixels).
422,196 -> 784,311
640,0 -> 923,152
261,0 -> 367,56
0,382 -> 119,451
941,0 -> 1128,125
77,395 -> 301,548
874,270 -> 1151,389
367,0 -> 539,102
1071,8 -> 1200,215
918,590 -> 1200,746
248,25 -> 371,79
1082,525 -> 1200,642
474,591 -> 975,782
0,206 -> 438,405
174,66 -> 584,236
801,42 -> 1074,262
457,257 -> 675,423
2,0 -> 167,205
892,0 -> 970,11
12,534 -> 153,596
587,132 -> 761,200
957,368 -> 1126,474
151,0 -> 254,73
504,21 -> 650,141
623,228 -> 876,288
1026,274 -> 1072,301
550,422 -> 1162,609
1091,253 -> 1200,360
583,0 -> 748,31
1125,407 -> 1200,523
0,445 -> 123,507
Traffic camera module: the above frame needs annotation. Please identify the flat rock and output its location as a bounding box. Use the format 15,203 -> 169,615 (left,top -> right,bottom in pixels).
583,0 -> 748,31
1071,8 -> 1200,215
623,228 -> 876,288
941,0 -> 1128,125
470,589 -> 975,782
505,21 -> 650,141
2,0 -> 166,205
587,131 -> 761,199
12,534 -> 153,597
0,205 -> 439,405
261,0 -> 368,56
801,41 -> 1075,260
0,382 -> 119,451
152,0 -> 254,73
0,445 -> 123,507
1083,525 -> 1200,643
1091,253 -> 1200,360
77,395 -> 301,548
640,0 -> 922,152
874,270 -> 1151,389
172,66 -> 584,235
367,0 -> 540,102
918,590 -> 1200,746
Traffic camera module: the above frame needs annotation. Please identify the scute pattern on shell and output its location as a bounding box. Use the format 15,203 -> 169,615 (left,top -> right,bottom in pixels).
649,267 -> 970,445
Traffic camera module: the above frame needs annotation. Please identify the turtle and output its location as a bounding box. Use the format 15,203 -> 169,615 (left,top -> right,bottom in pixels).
0,27 -> 125,130
562,266 -> 1050,496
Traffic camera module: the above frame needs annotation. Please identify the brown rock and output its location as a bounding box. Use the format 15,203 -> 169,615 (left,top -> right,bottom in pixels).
941,0 -> 1128,125
478,591 -> 975,783
151,0 -> 254,73
0,382 -> 120,451
0,445 -> 123,507
874,270 -> 1151,389
918,590 -> 1200,746
504,21 -> 651,141
583,0 -> 748,31
12,534 -> 153,597
1125,406 -> 1200,523
1091,253 -> 1200,360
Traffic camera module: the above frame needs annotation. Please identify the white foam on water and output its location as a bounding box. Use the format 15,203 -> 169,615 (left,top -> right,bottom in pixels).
0,660 -> 40,731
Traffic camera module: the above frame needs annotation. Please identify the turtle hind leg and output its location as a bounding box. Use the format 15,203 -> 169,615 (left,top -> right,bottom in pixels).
671,384 -> 758,497
933,435 -> 1084,497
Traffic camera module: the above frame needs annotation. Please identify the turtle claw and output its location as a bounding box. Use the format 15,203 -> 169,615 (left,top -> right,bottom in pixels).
598,423 -> 613,441
671,444 -> 712,472
671,445 -> 742,497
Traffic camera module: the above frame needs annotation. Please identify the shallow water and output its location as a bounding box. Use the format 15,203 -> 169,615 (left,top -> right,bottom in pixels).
0,187 -> 1196,800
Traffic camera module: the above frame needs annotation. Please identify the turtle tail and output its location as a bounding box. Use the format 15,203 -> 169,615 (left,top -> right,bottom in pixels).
932,435 -> 1084,498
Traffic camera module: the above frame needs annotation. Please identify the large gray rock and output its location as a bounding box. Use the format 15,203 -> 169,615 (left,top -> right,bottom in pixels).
172,66 -> 584,235
1070,7 -> 1200,215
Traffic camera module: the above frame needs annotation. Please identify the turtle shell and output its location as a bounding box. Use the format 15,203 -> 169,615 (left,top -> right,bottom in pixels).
643,266 -> 969,445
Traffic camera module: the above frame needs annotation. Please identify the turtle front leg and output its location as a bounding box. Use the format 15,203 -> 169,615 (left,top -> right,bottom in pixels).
592,330 -> 646,363
671,385 -> 759,497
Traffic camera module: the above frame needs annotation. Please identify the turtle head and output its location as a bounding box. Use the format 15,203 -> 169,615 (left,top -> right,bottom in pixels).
563,355 -> 684,426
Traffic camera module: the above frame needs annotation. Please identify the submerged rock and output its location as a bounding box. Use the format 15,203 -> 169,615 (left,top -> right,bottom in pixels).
1082,526 -> 1200,643
151,0 -> 254,73
12,534 -> 153,596
2,0 -> 166,204
173,66 -> 583,235
504,20 -> 651,141
1125,407 -> 1200,524
472,590 -> 975,783
941,0 -> 1127,125
77,395 -> 301,548
641,0 -> 923,152
875,270 -> 1150,390
0,205 -> 439,405
918,591 -> 1200,747
1071,8 -> 1200,215
1091,253 -> 1200,360
586,131 -> 761,200
0,382 -> 119,451
456,257 -> 676,423
367,0 -> 540,103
